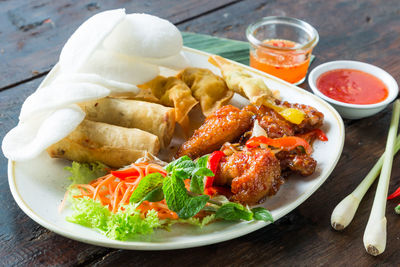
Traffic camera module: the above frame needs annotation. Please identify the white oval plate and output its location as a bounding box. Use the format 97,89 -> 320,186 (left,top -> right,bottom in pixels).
8,47 -> 345,250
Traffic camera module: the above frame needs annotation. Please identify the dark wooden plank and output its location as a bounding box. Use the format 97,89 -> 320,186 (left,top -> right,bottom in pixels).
0,30 -> 255,267
0,0 -> 239,90
0,31 -> 251,266
88,111 -> 400,267
0,78 -> 115,266
88,0 -> 400,265
179,0 -> 400,86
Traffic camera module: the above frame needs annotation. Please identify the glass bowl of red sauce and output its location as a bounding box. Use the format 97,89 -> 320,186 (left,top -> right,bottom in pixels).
246,16 -> 319,85
309,61 -> 398,119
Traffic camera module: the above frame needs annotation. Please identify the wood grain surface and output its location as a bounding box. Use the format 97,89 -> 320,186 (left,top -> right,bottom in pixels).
0,0 -> 399,266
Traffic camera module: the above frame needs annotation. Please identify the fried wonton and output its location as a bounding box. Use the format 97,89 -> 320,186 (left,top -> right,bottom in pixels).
209,55 -> 305,124
139,76 -> 198,125
177,67 -> 233,116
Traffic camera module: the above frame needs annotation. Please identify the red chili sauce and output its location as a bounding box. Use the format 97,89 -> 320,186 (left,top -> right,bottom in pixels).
316,69 -> 388,104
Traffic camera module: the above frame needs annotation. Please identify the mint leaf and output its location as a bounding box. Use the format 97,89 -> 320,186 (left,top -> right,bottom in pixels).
196,155 -> 209,168
174,160 -> 196,175
165,156 -> 192,172
189,168 -> 213,195
178,195 -> 209,219
251,207 -> 274,222
162,174 -> 188,212
190,175 -> 204,194
142,186 -> 164,203
216,203 -> 253,221
130,173 -> 164,203
192,167 -> 214,177
203,205 -> 218,213
166,156 -> 197,180
395,204 -> 400,215
173,169 -> 193,179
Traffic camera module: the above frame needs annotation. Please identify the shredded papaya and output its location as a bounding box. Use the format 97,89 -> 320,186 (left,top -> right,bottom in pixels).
63,162 -> 176,220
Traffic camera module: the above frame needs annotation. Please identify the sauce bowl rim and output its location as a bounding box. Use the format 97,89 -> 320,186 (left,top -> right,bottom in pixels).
308,60 -> 398,109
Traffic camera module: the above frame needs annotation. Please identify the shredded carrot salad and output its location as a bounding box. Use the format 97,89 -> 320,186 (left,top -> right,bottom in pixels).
61,162 -> 179,220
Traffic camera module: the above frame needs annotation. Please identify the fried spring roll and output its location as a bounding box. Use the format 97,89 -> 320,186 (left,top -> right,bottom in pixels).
47,120 -> 160,168
79,98 -> 175,148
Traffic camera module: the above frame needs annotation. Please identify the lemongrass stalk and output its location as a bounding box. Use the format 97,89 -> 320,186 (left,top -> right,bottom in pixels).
331,134 -> 400,230
363,99 -> 400,256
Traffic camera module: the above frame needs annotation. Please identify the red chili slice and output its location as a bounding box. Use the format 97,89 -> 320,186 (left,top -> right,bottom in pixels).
246,135 -> 313,154
203,151 -> 225,193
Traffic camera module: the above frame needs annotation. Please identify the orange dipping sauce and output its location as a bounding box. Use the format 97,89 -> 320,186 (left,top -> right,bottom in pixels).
316,69 -> 389,104
250,39 -> 311,84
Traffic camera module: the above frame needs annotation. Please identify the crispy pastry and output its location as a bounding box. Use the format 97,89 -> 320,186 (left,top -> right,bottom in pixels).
209,55 -> 309,125
47,120 -> 160,168
208,55 -> 275,105
79,98 -> 175,148
139,75 -> 198,125
177,67 -> 233,116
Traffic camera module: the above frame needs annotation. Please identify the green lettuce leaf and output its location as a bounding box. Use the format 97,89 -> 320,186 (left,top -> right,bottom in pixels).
67,197 -> 160,241
66,197 -> 110,232
65,161 -> 108,184
106,207 -> 160,240
180,214 -> 216,227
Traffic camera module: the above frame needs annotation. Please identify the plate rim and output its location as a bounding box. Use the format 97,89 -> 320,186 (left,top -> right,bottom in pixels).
8,46 -> 345,250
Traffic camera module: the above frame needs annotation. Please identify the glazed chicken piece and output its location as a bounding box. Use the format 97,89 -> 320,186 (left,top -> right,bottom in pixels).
278,101 -> 324,134
176,105 -> 253,159
275,151 -> 317,176
214,148 -> 283,205
243,105 -> 294,138
244,102 -> 324,138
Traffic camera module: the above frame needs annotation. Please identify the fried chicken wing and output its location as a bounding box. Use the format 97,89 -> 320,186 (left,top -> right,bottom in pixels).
214,148 -> 283,205
176,105 -> 253,159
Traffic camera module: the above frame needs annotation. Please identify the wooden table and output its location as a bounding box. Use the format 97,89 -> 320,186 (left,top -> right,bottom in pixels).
1,0 -> 399,265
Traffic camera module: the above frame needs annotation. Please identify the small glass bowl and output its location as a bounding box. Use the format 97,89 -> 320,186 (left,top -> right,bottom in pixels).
246,16 -> 319,85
